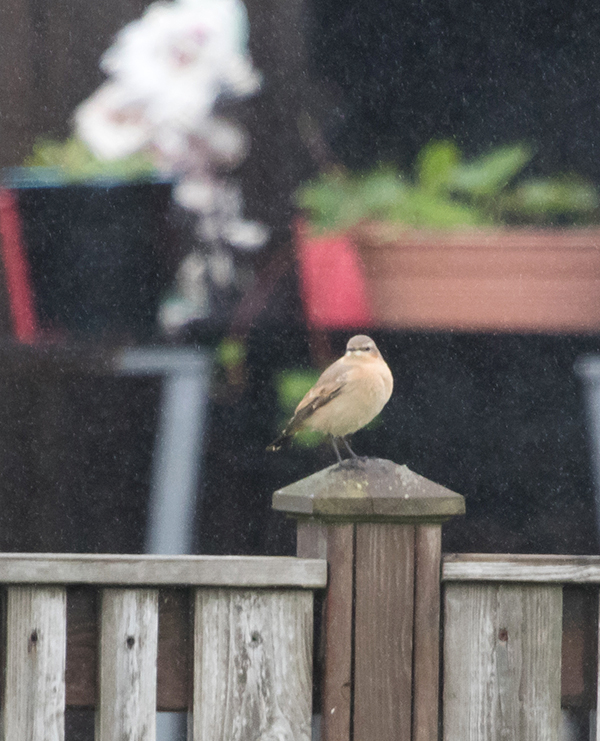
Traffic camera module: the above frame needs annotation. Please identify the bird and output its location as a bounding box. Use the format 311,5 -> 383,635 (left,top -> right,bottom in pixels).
267,335 -> 393,462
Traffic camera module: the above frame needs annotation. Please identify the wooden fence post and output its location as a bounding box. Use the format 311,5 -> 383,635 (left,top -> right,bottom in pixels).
273,457 -> 465,741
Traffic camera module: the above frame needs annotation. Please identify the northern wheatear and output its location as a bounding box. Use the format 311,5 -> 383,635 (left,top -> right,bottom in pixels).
267,335 -> 393,462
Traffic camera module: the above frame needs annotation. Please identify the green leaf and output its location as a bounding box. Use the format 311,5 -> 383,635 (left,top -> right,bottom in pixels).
297,168 -> 408,233
296,173 -> 366,233
357,167 -> 407,216
415,140 -> 461,194
387,190 -> 488,227
504,176 -> 599,218
450,143 -> 533,198
217,338 -> 247,369
276,369 -> 321,414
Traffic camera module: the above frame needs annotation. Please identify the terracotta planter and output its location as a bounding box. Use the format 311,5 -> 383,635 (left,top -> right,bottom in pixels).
353,223 -> 600,333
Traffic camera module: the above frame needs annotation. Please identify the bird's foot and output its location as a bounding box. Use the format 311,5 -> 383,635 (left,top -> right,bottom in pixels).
338,456 -> 368,469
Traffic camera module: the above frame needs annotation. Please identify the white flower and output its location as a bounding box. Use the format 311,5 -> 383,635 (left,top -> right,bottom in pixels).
75,83 -> 151,160
74,0 -> 265,253
76,0 -> 259,165
100,0 -> 259,129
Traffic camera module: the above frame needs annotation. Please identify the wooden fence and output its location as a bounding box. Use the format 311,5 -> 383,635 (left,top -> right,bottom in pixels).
0,553 -> 326,740
274,458 -> 600,741
2,462 -> 600,741
442,553 -> 600,741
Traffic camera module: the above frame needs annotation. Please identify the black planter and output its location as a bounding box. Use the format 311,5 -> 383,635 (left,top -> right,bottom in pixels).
11,178 -> 173,341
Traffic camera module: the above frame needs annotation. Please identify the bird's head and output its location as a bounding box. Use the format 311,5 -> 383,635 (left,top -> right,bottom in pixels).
345,335 -> 381,360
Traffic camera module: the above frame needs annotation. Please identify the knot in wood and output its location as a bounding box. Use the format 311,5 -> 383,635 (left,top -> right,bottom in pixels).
126,635 -> 136,649
28,630 -> 39,652
498,628 -> 509,642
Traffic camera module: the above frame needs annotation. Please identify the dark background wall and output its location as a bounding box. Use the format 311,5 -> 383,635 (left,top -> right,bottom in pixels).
308,0 -> 600,179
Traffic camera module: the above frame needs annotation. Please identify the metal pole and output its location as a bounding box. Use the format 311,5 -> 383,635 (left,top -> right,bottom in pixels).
117,346 -> 213,741
574,355 -> 600,551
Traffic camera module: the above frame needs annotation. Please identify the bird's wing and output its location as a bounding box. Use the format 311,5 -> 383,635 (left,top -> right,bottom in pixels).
285,360 -> 349,433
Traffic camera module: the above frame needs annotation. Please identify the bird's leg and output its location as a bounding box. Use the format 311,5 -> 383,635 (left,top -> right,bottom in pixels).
342,436 -> 359,459
330,435 -> 343,464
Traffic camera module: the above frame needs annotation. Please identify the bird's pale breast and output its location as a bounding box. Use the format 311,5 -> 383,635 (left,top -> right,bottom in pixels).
305,362 -> 392,437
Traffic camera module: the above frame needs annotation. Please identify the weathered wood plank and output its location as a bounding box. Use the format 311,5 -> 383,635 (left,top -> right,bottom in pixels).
353,523 -> 415,741
4,586 -> 67,741
191,588 -> 313,741
443,553 -> 600,582
96,589 -> 158,741
0,553 -> 326,587
443,583 -> 562,741
412,524 -> 442,741
295,520 -> 327,733
65,587 -> 191,711
321,524 -> 354,741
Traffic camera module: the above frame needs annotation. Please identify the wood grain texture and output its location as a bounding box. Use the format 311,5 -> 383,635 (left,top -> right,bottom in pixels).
96,589 -> 158,741
4,586 -> 67,741
191,588 -> 313,741
353,523 -> 415,741
443,553 -> 600,582
412,525 -> 442,741
321,524 -> 354,741
65,588 -> 191,711
443,583 -> 562,741
0,553 -> 326,587
295,520 -> 327,726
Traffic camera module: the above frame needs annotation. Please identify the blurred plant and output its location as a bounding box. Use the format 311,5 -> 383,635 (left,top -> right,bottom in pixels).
23,136 -> 157,182
297,140 -> 599,233
73,0 -> 268,333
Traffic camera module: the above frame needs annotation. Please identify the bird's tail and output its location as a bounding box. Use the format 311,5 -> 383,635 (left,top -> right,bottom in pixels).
266,432 -> 292,452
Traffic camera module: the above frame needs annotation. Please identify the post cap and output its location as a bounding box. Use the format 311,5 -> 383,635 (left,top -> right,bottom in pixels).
272,458 -> 465,523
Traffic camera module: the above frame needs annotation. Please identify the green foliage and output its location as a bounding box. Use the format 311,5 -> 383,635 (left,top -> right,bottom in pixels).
449,143 -> 534,198
416,139 -> 461,195
297,140 -> 599,232
502,176 -> 600,221
22,137 -> 157,183
217,337 -> 247,370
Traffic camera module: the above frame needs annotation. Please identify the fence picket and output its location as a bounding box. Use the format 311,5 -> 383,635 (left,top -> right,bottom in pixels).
443,582 -> 562,741
4,586 -> 66,741
191,588 -> 313,741
96,588 -> 158,741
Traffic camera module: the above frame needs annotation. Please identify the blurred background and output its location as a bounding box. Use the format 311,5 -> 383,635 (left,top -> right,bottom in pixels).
5,2 -> 600,740
1,0 -> 600,563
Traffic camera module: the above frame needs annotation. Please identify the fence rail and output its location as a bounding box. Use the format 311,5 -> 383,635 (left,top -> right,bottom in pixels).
443,552 -> 600,582
0,553 -> 326,741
